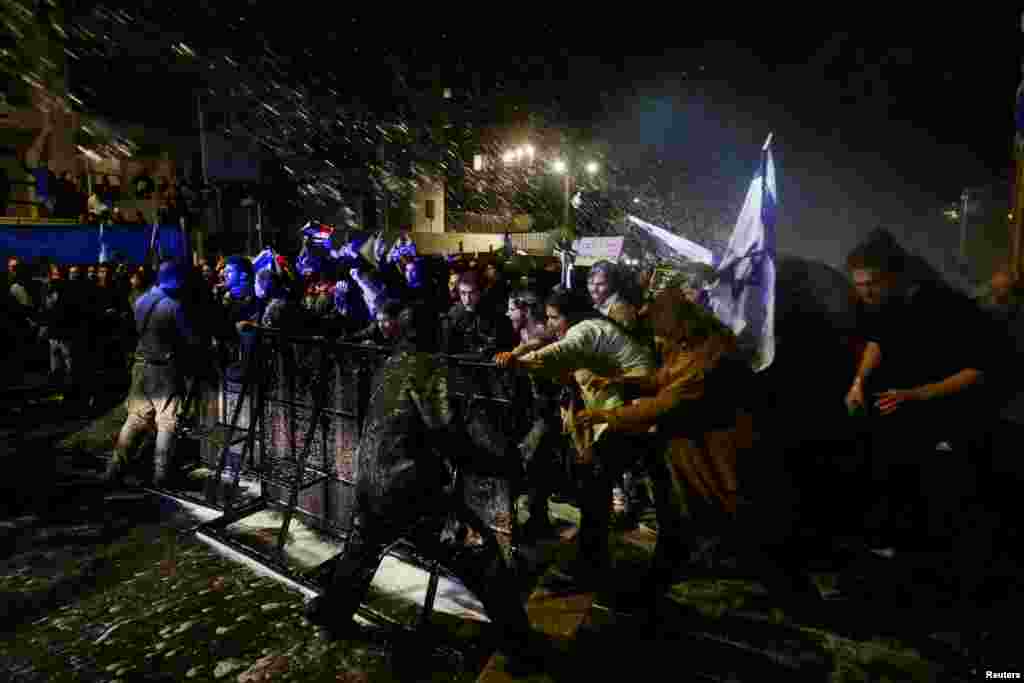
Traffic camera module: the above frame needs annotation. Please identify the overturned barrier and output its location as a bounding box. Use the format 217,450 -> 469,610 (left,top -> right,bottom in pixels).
193,328 -> 535,573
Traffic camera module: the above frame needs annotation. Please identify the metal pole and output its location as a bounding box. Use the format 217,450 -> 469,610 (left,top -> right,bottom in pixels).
960,189 -> 969,262
246,204 -> 254,256
256,202 -> 263,249
197,94 -> 210,187
562,171 -> 570,231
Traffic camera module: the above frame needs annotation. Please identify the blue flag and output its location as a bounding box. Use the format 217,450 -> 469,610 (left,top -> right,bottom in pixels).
252,247 -> 278,298
710,134 -> 777,373
98,223 -> 110,264
252,247 -> 276,276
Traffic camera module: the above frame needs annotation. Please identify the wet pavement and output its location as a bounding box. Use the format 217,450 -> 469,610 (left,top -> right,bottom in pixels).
1,392 -> 1022,682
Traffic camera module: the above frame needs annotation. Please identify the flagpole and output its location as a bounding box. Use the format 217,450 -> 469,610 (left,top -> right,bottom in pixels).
1014,60 -> 1024,282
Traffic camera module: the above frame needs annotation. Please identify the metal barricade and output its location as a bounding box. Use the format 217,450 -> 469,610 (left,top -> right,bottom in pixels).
189,328 -> 534,579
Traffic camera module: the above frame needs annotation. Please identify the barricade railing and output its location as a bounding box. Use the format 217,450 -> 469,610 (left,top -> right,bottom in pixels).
184,326 -> 536,576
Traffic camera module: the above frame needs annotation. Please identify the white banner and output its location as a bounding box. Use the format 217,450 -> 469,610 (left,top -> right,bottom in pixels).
571,236 -> 625,262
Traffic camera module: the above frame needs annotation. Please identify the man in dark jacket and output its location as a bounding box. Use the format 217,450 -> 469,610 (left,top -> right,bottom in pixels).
441,270 -> 515,357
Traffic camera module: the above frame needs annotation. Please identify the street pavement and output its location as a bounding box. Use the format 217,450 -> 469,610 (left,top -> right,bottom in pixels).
1,392 -> 1021,682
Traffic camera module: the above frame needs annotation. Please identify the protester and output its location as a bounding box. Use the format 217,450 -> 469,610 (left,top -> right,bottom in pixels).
305,301 -> 547,674
496,287 -> 655,590
443,270 -> 515,356
576,288 -> 757,594
845,229 -> 991,554
104,261 -> 201,487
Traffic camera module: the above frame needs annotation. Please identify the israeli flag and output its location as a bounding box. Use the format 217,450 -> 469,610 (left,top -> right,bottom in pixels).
386,233 -> 417,265
300,221 -> 335,248
709,134 -> 777,373
98,223 -> 111,264
252,247 -> 277,298
252,247 -> 276,274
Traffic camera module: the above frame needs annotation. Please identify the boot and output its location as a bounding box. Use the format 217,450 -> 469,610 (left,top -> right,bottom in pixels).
152,431 -> 177,488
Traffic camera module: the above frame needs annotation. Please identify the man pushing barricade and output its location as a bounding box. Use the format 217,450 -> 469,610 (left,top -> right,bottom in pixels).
103,260 -> 201,488
304,300 -> 550,676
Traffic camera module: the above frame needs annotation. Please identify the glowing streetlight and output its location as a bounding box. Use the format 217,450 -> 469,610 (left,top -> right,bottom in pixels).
552,159 -> 568,174
585,161 -> 600,175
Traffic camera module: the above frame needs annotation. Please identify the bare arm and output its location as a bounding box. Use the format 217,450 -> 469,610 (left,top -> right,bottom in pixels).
613,372 -> 659,394
918,368 -> 983,401
511,338 -> 547,357
852,341 -> 881,387
25,116 -> 53,168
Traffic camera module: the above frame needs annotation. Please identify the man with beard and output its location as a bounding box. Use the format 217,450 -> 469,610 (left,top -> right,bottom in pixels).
305,302 -> 546,674
844,230 -> 990,556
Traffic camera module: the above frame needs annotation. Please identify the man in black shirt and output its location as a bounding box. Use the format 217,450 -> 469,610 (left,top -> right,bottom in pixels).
844,231 -> 989,553
441,270 -> 515,357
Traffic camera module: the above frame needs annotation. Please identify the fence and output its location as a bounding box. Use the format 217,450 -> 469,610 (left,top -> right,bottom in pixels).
197,329 -> 534,563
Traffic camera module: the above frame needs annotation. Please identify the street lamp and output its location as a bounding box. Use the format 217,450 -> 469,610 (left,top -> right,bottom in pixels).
550,158 -> 598,234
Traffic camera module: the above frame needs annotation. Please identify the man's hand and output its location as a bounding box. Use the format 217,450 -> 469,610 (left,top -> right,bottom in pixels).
875,388 -> 926,416
494,351 -> 517,368
575,409 -> 609,431
588,375 -> 619,393
845,381 -> 865,412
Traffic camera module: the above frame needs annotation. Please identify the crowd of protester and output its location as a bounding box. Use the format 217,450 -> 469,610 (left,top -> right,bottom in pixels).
4,226 -> 1024,647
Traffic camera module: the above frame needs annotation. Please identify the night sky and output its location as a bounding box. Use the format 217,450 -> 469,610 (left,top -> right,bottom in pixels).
61,4 -> 1021,273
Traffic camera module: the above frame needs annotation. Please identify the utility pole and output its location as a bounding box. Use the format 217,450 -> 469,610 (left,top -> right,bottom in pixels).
959,188 -> 970,262
562,169 -> 571,233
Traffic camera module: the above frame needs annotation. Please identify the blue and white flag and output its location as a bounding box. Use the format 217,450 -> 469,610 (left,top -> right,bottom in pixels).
252,247 -> 276,276
98,223 -> 111,264
709,134 -> 777,373
252,246 -> 277,298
